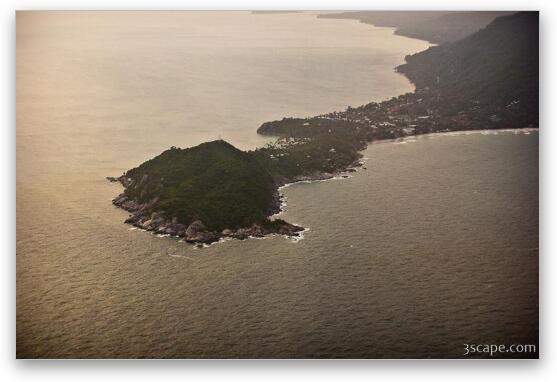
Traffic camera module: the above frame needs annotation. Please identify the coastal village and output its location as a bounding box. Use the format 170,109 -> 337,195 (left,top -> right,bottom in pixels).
258,87 -> 532,145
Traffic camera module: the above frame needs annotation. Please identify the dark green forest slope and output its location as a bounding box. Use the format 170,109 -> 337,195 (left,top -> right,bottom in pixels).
397,11 -> 538,124
120,141 -> 276,231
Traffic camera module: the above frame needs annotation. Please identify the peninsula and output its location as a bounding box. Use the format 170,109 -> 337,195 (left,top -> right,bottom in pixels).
109,12 -> 538,245
109,135 -> 363,245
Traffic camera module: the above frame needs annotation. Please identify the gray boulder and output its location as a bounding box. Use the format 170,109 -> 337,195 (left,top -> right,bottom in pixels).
186,220 -> 207,236
185,220 -> 217,243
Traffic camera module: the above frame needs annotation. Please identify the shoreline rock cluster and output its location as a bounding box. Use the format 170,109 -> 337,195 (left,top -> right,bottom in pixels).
108,176 -> 304,246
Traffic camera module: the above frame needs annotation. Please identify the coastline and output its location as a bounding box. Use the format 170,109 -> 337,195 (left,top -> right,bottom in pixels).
370,127 -> 539,145
265,127 -> 537,235
111,128 -> 536,247
109,12 -> 537,248
111,78 -> 537,249
109,178 -> 305,248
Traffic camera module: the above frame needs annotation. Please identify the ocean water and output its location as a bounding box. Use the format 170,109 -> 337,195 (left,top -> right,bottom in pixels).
16,12 -> 537,358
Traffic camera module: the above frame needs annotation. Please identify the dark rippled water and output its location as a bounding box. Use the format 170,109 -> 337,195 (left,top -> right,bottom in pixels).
17,130 -> 538,358
16,12 -> 537,359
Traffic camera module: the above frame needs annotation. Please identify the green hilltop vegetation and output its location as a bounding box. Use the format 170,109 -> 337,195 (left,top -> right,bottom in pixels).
119,140 -> 277,232
250,133 -> 364,181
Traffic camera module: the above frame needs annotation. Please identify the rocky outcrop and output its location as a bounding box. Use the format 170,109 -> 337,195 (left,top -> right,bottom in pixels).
184,220 -> 217,244
224,222 -> 303,241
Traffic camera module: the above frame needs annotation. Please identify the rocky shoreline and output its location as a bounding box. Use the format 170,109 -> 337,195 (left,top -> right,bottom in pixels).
108,175 -> 305,247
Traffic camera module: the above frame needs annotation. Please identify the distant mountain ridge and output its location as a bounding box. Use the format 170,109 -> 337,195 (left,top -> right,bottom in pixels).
318,11 -> 515,44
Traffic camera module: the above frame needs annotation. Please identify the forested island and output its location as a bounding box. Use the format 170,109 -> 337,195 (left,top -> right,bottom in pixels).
109,12 -> 538,245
